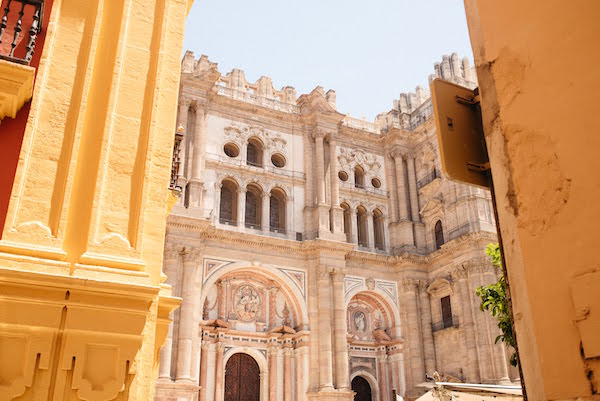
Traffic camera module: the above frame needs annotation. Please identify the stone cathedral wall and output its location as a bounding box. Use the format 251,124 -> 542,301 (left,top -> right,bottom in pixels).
155,51 -> 517,401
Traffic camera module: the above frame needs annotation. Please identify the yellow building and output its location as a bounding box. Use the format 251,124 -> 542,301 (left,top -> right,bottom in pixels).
0,1 -> 192,401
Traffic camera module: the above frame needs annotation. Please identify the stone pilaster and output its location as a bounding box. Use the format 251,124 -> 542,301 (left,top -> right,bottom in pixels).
329,136 -> 344,236
350,208 -> 358,245
402,279 -> 424,394
269,339 -> 280,401
391,150 -> 409,221
314,132 -> 326,205
317,266 -> 334,390
284,346 -> 293,401
189,104 -> 207,211
159,247 -> 179,380
331,270 -> 349,390
417,281 -> 436,376
176,248 -> 200,381
406,157 -> 420,223
377,355 -> 390,401
214,342 -> 224,401
198,334 -> 210,401
262,192 -> 271,233
454,265 -> 480,382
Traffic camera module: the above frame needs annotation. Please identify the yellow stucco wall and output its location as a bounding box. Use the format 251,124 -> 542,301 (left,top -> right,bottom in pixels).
464,1 -> 600,399
0,0 -> 191,400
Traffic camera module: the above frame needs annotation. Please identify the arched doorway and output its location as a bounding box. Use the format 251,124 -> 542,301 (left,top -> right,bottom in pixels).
352,376 -> 372,401
224,353 -> 260,401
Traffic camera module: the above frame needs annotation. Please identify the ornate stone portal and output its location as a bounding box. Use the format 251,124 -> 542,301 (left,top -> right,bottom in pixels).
155,51 -> 518,401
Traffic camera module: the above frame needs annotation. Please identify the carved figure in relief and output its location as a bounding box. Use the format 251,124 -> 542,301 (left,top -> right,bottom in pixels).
354,311 -> 367,332
234,285 -> 261,322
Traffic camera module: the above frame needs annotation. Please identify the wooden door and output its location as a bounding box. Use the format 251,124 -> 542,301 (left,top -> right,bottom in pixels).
224,353 -> 260,401
352,376 -> 372,401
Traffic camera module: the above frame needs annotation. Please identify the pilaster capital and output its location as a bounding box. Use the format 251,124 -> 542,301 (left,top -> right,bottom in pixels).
401,278 -> 420,292
315,265 -> 330,281
312,131 -> 326,142
182,246 -> 202,261
179,97 -> 193,108
215,182 -> 223,190
164,244 -> 180,260
329,268 -> 345,281
389,147 -> 406,160
237,187 -> 247,195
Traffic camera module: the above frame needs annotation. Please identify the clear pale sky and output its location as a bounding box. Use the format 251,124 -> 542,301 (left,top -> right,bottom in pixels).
183,0 -> 473,120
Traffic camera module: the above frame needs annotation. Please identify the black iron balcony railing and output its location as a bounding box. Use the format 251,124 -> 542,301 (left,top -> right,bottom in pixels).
0,0 -> 44,65
431,315 -> 459,332
169,128 -> 184,194
417,168 -> 439,189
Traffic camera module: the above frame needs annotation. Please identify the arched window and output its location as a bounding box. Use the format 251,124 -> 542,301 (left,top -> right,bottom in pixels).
357,206 -> 368,247
219,179 -> 238,225
373,209 -> 385,251
341,203 -> 351,242
435,220 -> 444,249
246,137 -> 264,167
245,184 -> 263,229
270,188 -> 286,233
354,166 -> 365,189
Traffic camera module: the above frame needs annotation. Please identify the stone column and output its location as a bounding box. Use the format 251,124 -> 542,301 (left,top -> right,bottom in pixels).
269,341 -> 279,401
470,267 -> 495,382
199,335 -> 210,401
214,342 -> 224,401
350,208 -> 358,245
418,281 -> 436,376
392,151 -> 409,221
367,211 -> 375,251
285,195 -> 293,235
378,355 -> 390,401
158,311 -> 175,379
402,280 -> 424,390
331,270 -> 350,389
329,135 -> 344,235
383,215 -> 390,251
189,105 -> 207,209
284,346 -> 292,401
455,266 -> 480,382
406,157 -> 420,222
314,132 -> 326,205
237,188 -> 246,227
176,249 -> 198,381
159,249 -> 179,379
262,192 -> 271,233
317,267 -> 334,389
214,183 -> 222,225
329,137 -> 340,207
295,346 -> 306,401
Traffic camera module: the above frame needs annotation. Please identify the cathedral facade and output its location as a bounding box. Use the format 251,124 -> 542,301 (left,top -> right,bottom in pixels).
155,52 -> 519,401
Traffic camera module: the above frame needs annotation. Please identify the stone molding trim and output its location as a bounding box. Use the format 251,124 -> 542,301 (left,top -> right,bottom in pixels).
0,268 -> 162,401
0,60 -> 35,123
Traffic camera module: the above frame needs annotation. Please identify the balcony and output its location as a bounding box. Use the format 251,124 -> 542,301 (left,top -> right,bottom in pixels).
432,315 -> 459,332
0,0 -> 44,123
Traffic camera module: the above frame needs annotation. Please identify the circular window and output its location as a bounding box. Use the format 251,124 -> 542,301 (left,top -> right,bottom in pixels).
338,171 -> 348,181
223,142 -> 239,158
371,178 -> 381,188
271,153 -> 286,168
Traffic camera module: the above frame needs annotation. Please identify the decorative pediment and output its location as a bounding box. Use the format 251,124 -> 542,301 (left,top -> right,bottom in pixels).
427,277 -> 453,294
419,197 -> 443,217
338,147 -> 382,176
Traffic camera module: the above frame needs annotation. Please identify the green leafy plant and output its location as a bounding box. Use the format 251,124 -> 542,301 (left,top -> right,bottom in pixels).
476,243 -> 517,366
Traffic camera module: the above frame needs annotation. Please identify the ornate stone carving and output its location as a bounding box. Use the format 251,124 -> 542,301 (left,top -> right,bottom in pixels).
234,284 -> 261,322
224,124 -> 287,154
338,147 -> 381,176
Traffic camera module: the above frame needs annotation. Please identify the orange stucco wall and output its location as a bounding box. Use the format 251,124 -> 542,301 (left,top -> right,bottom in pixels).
464,1 -> 600,399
